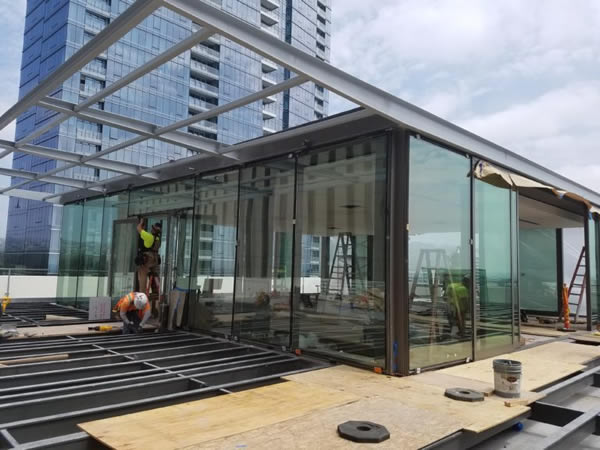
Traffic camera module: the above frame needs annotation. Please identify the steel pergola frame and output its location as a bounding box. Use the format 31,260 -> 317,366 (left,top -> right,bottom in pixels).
0,0 -> 598,206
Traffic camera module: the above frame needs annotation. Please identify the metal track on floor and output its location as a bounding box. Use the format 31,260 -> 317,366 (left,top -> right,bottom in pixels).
0,331 -> 326,449
1,303 -> 92,327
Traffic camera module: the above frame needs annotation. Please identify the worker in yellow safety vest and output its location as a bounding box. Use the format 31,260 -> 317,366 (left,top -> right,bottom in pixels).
136,218 -> 161,293
113,292 -> 151,334
445,276 -> 470,338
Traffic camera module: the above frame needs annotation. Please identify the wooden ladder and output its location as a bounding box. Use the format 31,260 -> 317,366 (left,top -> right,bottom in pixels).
566,247 -> 586,323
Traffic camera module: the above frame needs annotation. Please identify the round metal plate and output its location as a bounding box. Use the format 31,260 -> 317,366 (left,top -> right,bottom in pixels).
337,421 -> 390,443
445,387 -> 485,402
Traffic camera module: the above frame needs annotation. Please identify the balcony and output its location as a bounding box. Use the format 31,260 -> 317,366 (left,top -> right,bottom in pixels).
189,97 -> 215,113
262,103 -> 277,120
315,87 -> 324,99
189,120 -> 218,134
263,94 -> 277,104
263,124 -> 277,134
189,78 -> 219,98
191,44 -> 220,62
190,60 -> 219,80
76,129 -> 102,144
315,102 -> 324,113
261,0 -> 280,10
86,1 -> 111,18
262,74 -> 277,88
261,9 -> 279,26
261,59 -> 278,73
261,24 -> 279,38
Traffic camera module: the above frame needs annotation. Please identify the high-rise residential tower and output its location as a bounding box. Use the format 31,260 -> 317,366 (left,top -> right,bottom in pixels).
6,0 -> 331,271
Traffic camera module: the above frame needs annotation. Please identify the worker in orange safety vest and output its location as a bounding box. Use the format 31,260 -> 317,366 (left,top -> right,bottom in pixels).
113,292 -> 151,334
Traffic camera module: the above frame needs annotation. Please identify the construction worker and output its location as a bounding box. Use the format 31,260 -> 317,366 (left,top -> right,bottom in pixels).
136,218 -> 161,293
446,276 -> 470,338
114,292 -> 151,334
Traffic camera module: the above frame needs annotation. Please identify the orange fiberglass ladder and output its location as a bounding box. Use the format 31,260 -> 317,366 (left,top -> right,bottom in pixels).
566,247 -> 587,323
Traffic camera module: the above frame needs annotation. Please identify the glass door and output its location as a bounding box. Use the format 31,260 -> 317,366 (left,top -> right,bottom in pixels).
474,179 -> 518,359
109,219 -> 138,298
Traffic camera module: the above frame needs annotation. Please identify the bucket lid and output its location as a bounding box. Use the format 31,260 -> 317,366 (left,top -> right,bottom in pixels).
493,359 -> 522,372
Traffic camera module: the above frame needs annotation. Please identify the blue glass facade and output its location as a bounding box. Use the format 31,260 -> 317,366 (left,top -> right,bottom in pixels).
6,0 -> 331,272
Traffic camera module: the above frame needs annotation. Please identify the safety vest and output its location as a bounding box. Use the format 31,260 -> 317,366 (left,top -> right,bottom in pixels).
113,292 -> 149,320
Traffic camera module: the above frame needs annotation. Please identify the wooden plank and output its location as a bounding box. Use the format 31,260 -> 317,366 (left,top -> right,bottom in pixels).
79,381 -> 360,450
439,342 -> 597,392
409,371 -> 495,396
521,325 -> 568,337
197,397 -> 464,450
285,365 -> 529,434
0,353 -> 68,365
570,333 -> 600,345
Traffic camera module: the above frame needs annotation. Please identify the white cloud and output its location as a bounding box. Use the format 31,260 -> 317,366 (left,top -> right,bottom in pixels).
330,0 -> 600,193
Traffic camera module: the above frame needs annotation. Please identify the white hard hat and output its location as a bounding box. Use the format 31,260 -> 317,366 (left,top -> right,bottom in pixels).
134,292 -> 148,310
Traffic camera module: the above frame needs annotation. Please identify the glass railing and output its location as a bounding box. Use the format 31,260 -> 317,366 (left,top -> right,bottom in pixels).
189,78 -> 219,95
192,45 -> 220,60
261,8 -> 279,23
189,97 -> 215,111
190,60 -> 219,77
84,20 -> 106,33
189,119 -> 218,131
76,129 -> 102,142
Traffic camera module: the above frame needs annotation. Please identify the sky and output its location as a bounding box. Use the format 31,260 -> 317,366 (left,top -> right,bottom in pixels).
0,0 -> 599,240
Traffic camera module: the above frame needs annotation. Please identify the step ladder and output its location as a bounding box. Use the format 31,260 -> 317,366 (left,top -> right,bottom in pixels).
566,247 -> 586,323
409,249 -> 456,343
326,233 -> 356,300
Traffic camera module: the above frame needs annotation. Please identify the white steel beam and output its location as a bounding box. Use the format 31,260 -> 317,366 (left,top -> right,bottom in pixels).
0,0 -> 162,133
164,0 -> 600,205
0,168 -> 103,192
0,139 -> 148,177
3,189 -> 61,204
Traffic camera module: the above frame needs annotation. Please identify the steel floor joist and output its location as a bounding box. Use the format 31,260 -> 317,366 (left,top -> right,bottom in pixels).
0,331 -> 326,449
1,303 -> 101,327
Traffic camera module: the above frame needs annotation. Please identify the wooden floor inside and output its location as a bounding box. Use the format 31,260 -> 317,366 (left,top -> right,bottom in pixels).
79,340 -> 600,450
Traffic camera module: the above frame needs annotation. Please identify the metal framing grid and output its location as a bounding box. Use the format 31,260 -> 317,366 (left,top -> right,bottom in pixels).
0,302 -> 96,327
0,331 -> 325,449
0,0 -> 599,206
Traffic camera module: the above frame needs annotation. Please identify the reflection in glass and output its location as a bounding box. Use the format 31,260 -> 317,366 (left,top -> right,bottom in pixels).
57,203 -> 83,303
189,171 -> 239,334
474,179 -> 514,356
408,137 -> 472,369
234,161 -> 295,345
519,228 -> 558,313
294,136 -> 387,368
77,198 -> 105,299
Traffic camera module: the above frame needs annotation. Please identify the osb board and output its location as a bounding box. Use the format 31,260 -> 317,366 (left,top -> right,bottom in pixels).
285,365 -> 529,434
439,341 -> 599,392
194,397 -> 464,450
570,333 -> 600,345
521,325 -> 569,337
514,341 -> 600,365
79,381 -> 360,450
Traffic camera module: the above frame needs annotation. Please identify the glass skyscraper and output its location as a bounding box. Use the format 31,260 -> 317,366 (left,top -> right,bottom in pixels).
6,0 -> 331,272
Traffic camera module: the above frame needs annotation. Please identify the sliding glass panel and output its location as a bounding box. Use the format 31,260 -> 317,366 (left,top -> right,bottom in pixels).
99,192 -> 129,298
408,137 -> 472,370
234,161 -> 295,345
57,202 -> 83,304
519,228 -> 558,313
474,179 -> 514,357
77,197 -> 105,302
294,135 -> 387,368
188,171 -> 238,335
